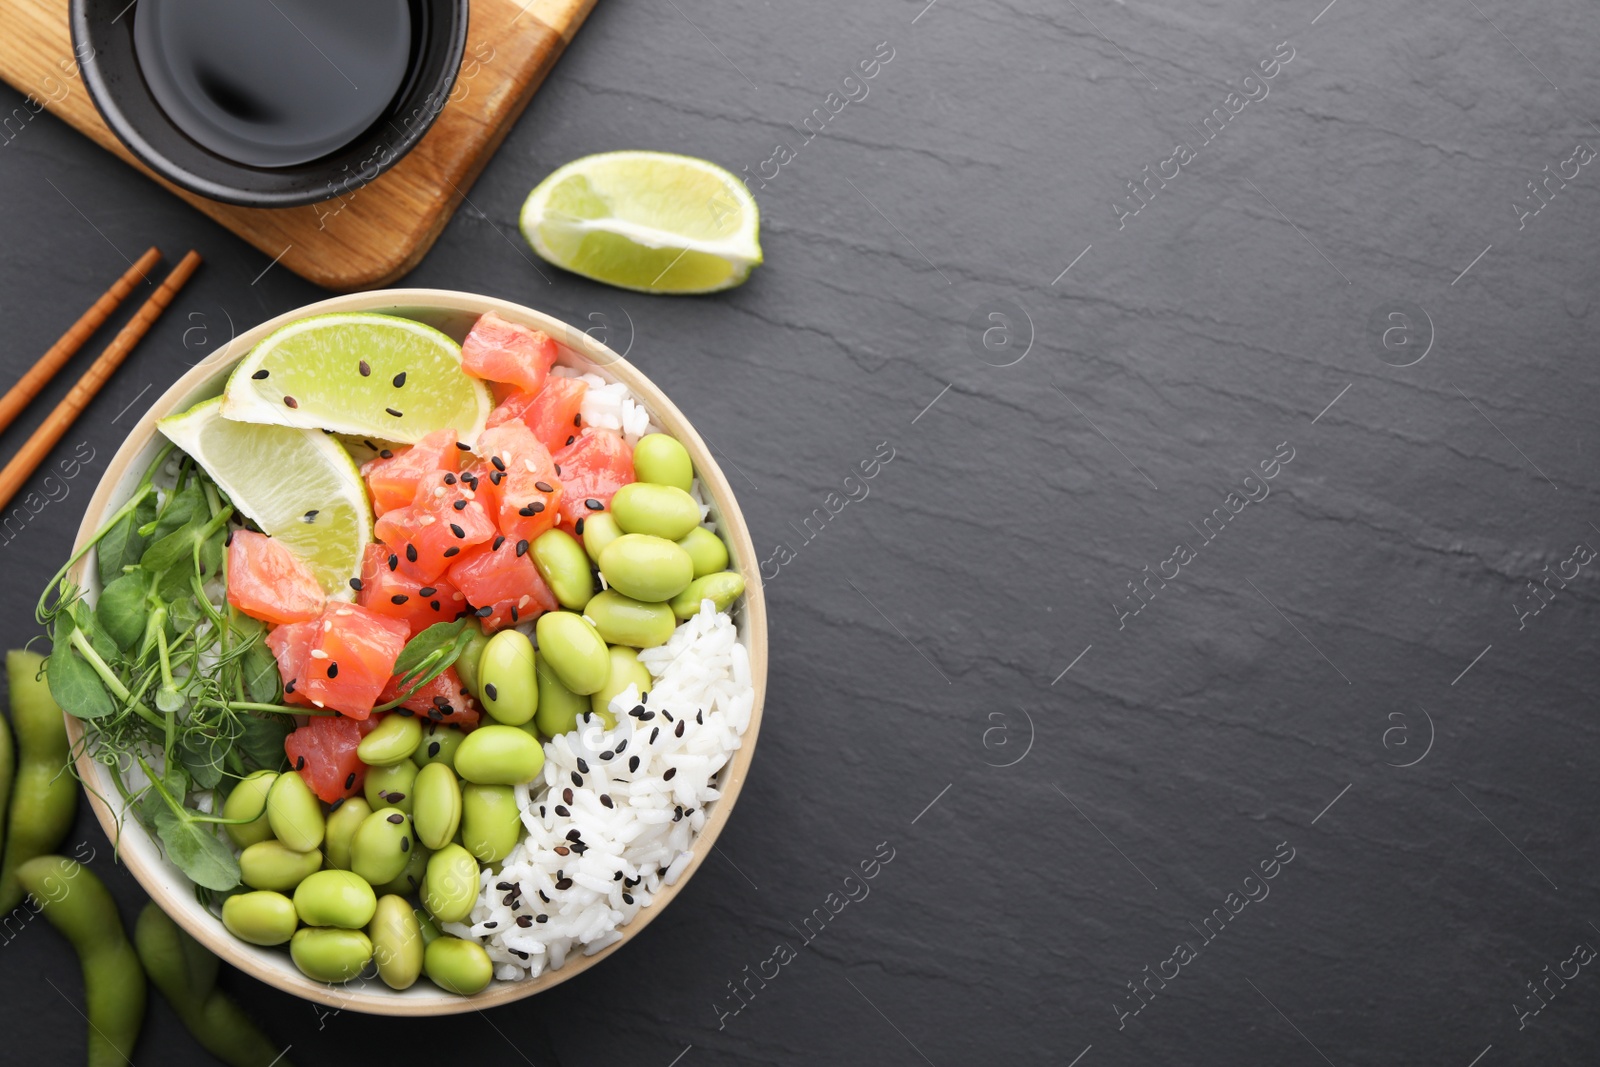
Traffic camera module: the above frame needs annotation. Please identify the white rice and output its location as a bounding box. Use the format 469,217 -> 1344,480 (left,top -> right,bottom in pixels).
447,603 -> 754,980
551,366 -> 657,445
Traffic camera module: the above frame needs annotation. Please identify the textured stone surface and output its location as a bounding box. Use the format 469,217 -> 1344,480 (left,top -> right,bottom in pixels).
2,0 -> 1599,1063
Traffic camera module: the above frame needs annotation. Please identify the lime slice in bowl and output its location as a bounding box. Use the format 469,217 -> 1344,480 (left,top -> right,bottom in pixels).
158,397 -> 371,597
219,312 -> 491,444
520,150 -> 763,294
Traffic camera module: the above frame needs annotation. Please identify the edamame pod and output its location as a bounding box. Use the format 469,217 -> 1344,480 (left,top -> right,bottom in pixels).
357,714 -> 423,765
412,724 -> 466,769
350,807 -> 414,887
532,529 -> 595,609
323,797 -> 372,871
294,869 -> 378,929
583,590 -> 676,649
365,760 -> 418,814
669,570 -> 747,620
453,622 -> 490,701
460,784 -> 522,864
454,725 -> 546,786
266,770 -> 325,852
424,936 -> 493,995
16,855 -> 145,1067
222,770 -> 278,849
535,661 -> 605,736
0,651 -> 76,913
422,844 -> 479,923
290,927 -> 372,984
477,629 -> 537,726
369,895 -> 424,991
412,762 -> 462,850
534,611 -> 611,694
222,891 -> 299,946
598,534 -> 694,602
632,433 -> 694,491
581,512 -> 623,564
590,646 -> 653,720
239,841 -> 323,893
677,526 -> 729,578
610,483 -> 701,541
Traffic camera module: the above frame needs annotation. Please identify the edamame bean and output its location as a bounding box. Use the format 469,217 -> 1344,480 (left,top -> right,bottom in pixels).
324,797 -> 371,871
477,629 -> 537,726
365,760 -> 418,814
266,770 -> 325,853
677,526 -> 729,578
591,646 -> 653,720
222,891 -> 299,946
414,908 -> 442,946
582,590 -> 676,649
670,570 -> 747,620
532,529 -> 595,609
424,936 -> 493,995
290,927 -> 372,984
611,483 -> 701,541
294,870 -> 378,929
0,651 -> 76,914
239,841 -> 323,893
372,840 -> 430,897
581,512 -> 623,564
453,725 -> 546,785
535,660 -> 608,736
222,770 -> 278,849
412,724 -> 466,769
413,763 -> 462,850
15,856 -> 144,1067
357,713 -> 423,765
598,534 -> 694,602
453,622 -> 490,701
460,784 -> 522,864
632,433 -> 694,491
534,611 -> 611,694
350,807 -> 414,887
369,895 -> 424,991
422,844 -> 479,923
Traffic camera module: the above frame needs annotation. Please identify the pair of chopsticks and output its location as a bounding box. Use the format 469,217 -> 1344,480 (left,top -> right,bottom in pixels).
0,248 -> 202,512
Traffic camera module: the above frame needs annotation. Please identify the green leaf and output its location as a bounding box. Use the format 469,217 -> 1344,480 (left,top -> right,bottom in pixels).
179,732 -> 224,789
47,616 -> 115,720
235,714 -> 290,772
152,807 -> 241,891
97,570 -> 150,650
71,600 -> 119,664
392,619 -> 469,678
141,513 -> 208,575
242,640 -> 281,704
148,482 -> 205,542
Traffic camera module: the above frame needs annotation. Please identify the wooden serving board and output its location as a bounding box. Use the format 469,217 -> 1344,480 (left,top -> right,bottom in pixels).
0,0 -> 595,290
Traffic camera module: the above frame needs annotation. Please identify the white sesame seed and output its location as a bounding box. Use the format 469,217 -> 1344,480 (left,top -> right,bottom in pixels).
311,649 -> 329,659
419,515 -> 436,526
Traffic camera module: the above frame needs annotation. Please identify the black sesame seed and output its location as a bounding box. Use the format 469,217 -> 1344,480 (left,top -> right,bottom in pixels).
400,836 -> 410,851
475,605 -> 491,617
555,878 -> 573,890
330,797 -> 345,812
530,501 -> 545,513
284,395 -> 299,408
600,750 -> 614,761
365,439 -> 378,449
576,757 -> 589,774
251,369 -> 269,380
516,914 -> 533,928
379,448 -> 394,459
349,577 -> 364,591
563,788 -> 573,804
664,767 -> 677,781
535,915 -> 548,924
512,948 -> 530,958
573,414 -> 583,427
345,772 -> 356,789
490,470 -> 504,485
622,893 -> 634,905
518,505 -> 535,517
392,372 -> 407,387
386,407 -> 403,418
450,523 -> 465,538
574,518 -> 585,535
385,812 -> 404,825
509,605 -> 518,621
433,696 -> 451,708
535,481 -> 554,493
601,794 -> 614,809
675,721 -> 685,738
395,708 -> 414,717
585,498 -> 604,510
388,554 -> 399,571
496,881 -> 514,891
359,360 -> 371,376
650,728 -> 660,744
391,594 -> 409,605
406,544 -> 418,563
515,539 -> 529,557
286,679 -> 297,694
571,771 -> 583,787
483,921 -> 498,929
296,756 -> 306,770
696,710 -> 703,725
538,890 -> 550,902
554,464 -> 562,476
554,845 -> 570,856
327,662 -> 339,678
428,741 -> 441,757
491,456 -> 506,472
453,499 -> 468,511
566,435 -> 576,446
443,473 -> 457,485
485,683 -> 498,701
493,535 -> 505,551
456,441 -> 472,451
554,804 -> 569,817
444,546 -> 460,557
418,586 -> 436,597
616,739 -> 627,753
428,709 -> 442,721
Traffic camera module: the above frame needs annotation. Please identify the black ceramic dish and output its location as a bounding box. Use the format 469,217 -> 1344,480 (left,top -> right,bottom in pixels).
71,0 -> 468,208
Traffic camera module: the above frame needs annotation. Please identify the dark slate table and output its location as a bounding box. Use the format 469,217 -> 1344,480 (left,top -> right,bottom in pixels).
3,1 -> 1598,1064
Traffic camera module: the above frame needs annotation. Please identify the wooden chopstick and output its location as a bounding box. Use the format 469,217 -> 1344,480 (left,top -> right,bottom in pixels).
0,250 -> 202,514
0,247 -> 162,435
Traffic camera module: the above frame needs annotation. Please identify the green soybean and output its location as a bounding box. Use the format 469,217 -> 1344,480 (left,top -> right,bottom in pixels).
535,611 -> 611,694
453,622 -> 490,701
454,724 -> 546,785
583,590 -> 676,649
424,936 -> 494,995
294,869 -> 378,929
372,841 -> 430,897
222,891 -> 299,946
412,724 -> 466,769
632,433 -> 694,491
460,784 -> 522,864
591,646 -> 653,720
478,629 -> 537,726
422,843 -> 479,924
670,570 -> 747,619
598,534 -> 694,602
350,807 -> 414,887
365,759 -> 418,814
581,512 -> 623,564
369,895 -> 425,991
222,770 -> 278,849
0,651 -> 76,914
532,529 -> 595,609
678,526 -> 729,578
323,797 -> 371,871
239,841 -> 322,893
413,762 -> 462,850
357,714 -> 423,765
611,482 -> 701,541
414,907 -> 443,946
16,856 -> 145,1067
290,927 -> 372,984
535,661 -> 603,736
267,770 -> 325,853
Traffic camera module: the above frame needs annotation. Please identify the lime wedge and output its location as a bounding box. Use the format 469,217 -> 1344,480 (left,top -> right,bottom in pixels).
158,397 -> 370,597
219,312 -> 491,444
520,150 -> 763,294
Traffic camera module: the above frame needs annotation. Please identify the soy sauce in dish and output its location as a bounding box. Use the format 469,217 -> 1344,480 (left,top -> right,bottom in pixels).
132,0 -> 414,169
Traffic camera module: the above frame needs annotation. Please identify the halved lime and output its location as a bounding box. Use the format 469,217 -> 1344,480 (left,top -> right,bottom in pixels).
158,397 -> 370,597
520,150 -> 763,294
219,312 -> 491,444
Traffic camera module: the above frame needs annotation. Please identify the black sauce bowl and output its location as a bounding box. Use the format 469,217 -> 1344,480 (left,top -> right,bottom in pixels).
71,0 -> 468,208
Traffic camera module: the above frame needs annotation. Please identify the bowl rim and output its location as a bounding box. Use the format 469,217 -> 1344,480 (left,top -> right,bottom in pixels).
65,288 -> 767,1015
68,0 -> 470,208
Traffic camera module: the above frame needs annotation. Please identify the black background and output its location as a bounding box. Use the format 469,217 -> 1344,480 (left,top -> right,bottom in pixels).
3,0 -> 1599,1064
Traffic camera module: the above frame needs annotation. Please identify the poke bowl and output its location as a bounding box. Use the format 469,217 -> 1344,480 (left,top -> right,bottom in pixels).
52,289 -> 766,1014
